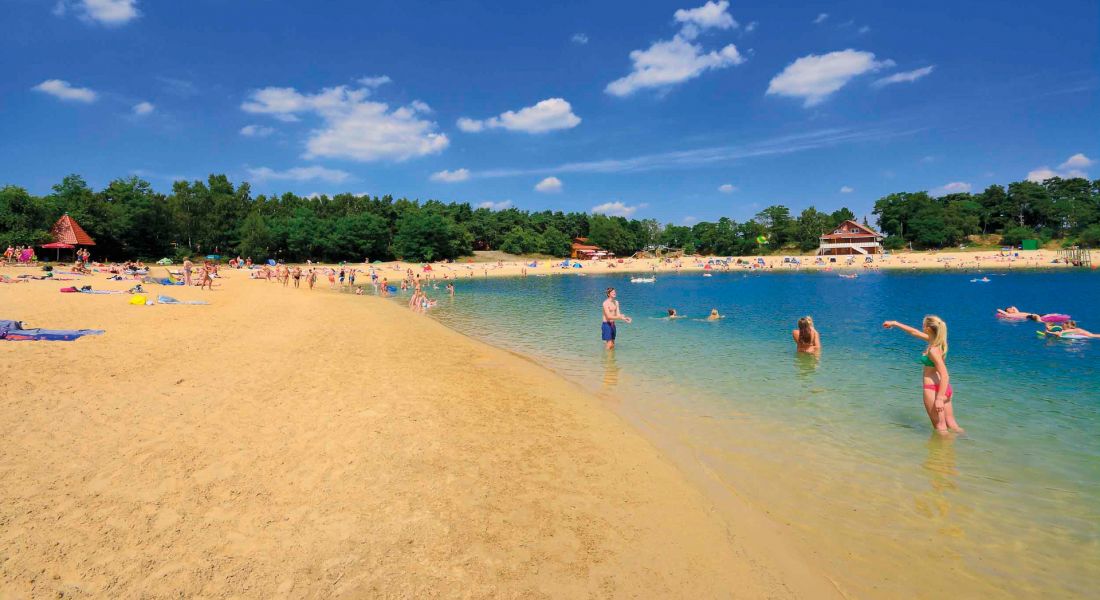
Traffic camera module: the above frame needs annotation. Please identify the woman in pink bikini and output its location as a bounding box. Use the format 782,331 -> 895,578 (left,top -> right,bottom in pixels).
883,315 -> 963,433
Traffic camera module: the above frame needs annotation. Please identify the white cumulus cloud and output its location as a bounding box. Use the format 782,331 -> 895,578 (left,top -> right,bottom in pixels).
1026,168 -> 1058,182
571,33 -> 589,45
744,21 -> 757,33
241,84 -> 449,162
357,75 -> 391,88
240,124 -> 275,137
933,181 -> 972,196
534,176 -> 563,193
592,201 -> 644,217
840,185 -> 854,193
1060,153 -> 1094,170
813,13 -> 829,24
766,49 -> 894,107
132,101 -> 154,116
606,1 -> 744,97
247,166 -> 351,184
458,98 -> 581,134
478,200 -> 513,211
674,1 -> 737,39
54,0 -> 139,25
607,37 -> 744,97
1027,153 -> 1094,182
431,168 -> 471,183
872,65 -> 934,88
32,79 -> 97,102
718,183 -> 737,193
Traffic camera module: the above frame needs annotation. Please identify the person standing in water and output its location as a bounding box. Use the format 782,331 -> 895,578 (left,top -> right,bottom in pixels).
792,316 -> 821,353
601,287 -> 632,350
883,316 -> 963,433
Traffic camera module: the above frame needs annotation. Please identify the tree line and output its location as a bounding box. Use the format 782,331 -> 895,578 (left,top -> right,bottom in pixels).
1,174 -> 1098,262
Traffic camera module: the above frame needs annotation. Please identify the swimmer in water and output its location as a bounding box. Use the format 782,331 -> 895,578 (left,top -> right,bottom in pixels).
601,287 -> 632,350
883,316 -> 963,433
792,316 -> 821,353
707,308 -> 722,321
1048,320 -> 1100,338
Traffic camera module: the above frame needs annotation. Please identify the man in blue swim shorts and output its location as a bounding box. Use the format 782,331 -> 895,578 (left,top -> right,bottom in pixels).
601,287 -> 632,350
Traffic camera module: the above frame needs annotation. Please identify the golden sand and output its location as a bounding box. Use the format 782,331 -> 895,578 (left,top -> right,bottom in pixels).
341,248 -> 1072,282
0,267 -> 841,598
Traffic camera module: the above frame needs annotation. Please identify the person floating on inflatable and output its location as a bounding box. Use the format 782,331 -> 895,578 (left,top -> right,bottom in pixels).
996,307 -> 1071,323
1039,320 -> 1099,339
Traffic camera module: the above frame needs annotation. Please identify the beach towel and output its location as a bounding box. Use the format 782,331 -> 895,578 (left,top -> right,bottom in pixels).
157,295 -> 208,305
0,319 -> 104,342
129,295 -> 147,305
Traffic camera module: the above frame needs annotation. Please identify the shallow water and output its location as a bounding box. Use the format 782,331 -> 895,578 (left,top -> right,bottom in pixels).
417,269 -> 1100,598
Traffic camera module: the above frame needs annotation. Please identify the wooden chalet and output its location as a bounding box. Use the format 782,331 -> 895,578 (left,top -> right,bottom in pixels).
817,220 -> 883,256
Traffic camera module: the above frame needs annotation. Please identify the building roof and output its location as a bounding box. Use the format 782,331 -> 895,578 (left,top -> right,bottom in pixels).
820,219 -> 882,240
50,214 -> 96,246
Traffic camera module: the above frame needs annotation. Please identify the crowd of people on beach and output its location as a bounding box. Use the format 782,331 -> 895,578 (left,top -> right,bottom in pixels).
3,245 -> 38,265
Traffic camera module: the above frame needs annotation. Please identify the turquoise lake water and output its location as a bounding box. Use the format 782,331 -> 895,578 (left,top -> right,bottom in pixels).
412,269 -> 1099,598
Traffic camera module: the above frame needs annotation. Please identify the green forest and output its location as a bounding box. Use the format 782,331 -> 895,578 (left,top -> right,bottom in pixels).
2,174 -> 1099,262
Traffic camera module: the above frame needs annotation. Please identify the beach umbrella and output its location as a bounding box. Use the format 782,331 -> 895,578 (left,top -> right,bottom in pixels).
40,242 -> 75,261
156,258 -> 172,265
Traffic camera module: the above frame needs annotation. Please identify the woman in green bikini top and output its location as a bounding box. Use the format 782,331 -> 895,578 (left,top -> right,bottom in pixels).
883,315 -> 963,433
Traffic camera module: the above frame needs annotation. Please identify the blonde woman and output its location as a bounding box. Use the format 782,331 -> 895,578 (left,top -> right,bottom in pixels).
883,316 -> 963,433
792,316 -> 821,353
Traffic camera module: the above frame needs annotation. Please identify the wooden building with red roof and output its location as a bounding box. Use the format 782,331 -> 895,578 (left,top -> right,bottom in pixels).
817,219 -> 882,256
570,237 -> 610,259
49,214 -> 96,247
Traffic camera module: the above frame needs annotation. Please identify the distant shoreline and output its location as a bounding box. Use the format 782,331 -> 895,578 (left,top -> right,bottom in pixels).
257,249 -> 1086,280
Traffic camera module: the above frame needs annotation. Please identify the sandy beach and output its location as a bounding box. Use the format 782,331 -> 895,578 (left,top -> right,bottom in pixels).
0,266 -> 844,598
321,248 -> 1077,283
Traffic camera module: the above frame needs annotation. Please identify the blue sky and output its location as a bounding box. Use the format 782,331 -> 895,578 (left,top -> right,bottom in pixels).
3,0 -> 1098,224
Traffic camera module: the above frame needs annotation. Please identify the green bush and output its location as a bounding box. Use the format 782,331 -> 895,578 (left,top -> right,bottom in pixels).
1078,225 -> 1100,248
1000,226 -> 1034,246
883,236 -> 906,250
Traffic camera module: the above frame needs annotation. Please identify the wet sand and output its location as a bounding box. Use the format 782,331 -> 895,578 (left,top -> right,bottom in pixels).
0,267 -> 840,598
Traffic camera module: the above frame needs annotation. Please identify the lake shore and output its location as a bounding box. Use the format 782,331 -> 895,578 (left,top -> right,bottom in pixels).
299,248 -> 1080,282
0,266 -> 841,598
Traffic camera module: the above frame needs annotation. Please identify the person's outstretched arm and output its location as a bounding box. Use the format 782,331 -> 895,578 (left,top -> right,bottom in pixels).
882,320 -> 929,341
